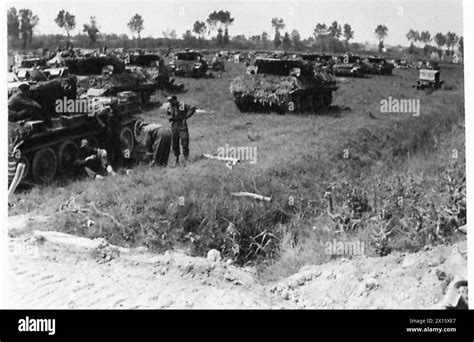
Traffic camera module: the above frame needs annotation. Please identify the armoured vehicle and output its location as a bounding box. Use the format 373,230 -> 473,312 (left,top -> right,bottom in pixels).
415,69 -> 443,93
211,55 -> 225,71
169,51 -> 208,77
230,58 -> 338,114
126,53 -> 161,67
8,77 -> 141,184
333,54 -> 365,77
76,66 -> 159,105
394,59 -> 410,69
12,54 -> 47,74
59,55 -> 126,75
363,56 -> 394,75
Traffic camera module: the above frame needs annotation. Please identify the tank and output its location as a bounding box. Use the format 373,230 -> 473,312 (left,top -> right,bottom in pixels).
333,54 -> 365,77
8,77 -> 141,185
168,50 -> 208,78
76,67 -> 159,105
230,58 -> 338,114
61,55 -> 125,75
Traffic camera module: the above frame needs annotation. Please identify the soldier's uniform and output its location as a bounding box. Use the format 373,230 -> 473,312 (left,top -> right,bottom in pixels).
8,86 -> 43,122
167,98 -> 196,163
137,122 -> 172,166
76,141 -> 114,179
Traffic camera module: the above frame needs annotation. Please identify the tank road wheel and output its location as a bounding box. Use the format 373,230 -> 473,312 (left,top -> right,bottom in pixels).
323,93 -> 333,108
302,95 -> 313,113
289,95 -> 301,114
57,140 -> 79,177
120,126 -> 134,160
311,95 -> 323,113
32,147 -> 57,184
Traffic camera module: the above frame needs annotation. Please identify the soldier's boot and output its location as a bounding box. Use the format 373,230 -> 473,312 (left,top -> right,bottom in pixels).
173,156 -> 179,166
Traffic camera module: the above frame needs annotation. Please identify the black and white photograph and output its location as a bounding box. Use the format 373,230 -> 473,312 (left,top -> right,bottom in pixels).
1,0 -> 472,335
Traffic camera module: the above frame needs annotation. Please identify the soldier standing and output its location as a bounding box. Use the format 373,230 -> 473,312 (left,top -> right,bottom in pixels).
167,95 -> 196,165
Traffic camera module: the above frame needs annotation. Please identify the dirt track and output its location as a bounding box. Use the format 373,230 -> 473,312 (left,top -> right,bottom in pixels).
7,215 -> 467,309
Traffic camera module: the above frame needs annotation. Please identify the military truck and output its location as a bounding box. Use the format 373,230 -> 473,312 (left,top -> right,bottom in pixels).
230,58 -> 338,114
169,51 -> 208,78
415,69 -> 443,93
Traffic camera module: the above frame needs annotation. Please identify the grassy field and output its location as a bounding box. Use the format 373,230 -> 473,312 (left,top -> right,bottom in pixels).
9,61 -> 466,281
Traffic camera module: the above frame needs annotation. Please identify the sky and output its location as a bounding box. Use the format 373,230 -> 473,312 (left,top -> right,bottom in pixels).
7,0 -> 464,46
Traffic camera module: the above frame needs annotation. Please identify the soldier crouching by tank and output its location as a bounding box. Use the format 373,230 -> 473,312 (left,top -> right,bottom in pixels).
167,95 -> 196,165
8,82 -> 48,124
76,139 -> 116,179
134,120 -> 172,166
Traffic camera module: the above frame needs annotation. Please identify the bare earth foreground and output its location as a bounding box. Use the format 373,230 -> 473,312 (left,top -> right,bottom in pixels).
8,215 -> 467,309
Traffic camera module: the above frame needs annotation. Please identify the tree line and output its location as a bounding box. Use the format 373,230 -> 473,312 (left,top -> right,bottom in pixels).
7,6 -> 463,58
406,29 -> 462,58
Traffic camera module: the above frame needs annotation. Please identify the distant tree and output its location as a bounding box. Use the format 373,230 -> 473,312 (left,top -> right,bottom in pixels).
434,32 -> 446,58
19,8 -> 39,49
273,31 -> 281,48
231,34 -> 247,49
55,10 -> 76,38
420,31 -> 431,44
282,32 -> 292,50
193,20 -> 207,39
343,23 -> 354,42
419,31 -> 431,55
221,11 -> 234,45
313,23 -> 328,52
7,7 -> 20,40
290,29 -> 304,50
445,31 -> 459,56
249,34 -> 261,48
374,24 -> 388,52
83,16 -> 100,46
127,14 -> 144,39
162,29 -> 177,39
271,17 -> 285,48
206,10 -> 234,46
458,36 -> 463,55
329,21 -> 342,39
182,30 -> 194,42
406,29 -> 420,46
261,31 -> 269,48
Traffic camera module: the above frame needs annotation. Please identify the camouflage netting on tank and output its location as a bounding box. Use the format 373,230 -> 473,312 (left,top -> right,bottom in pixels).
230,74 -> 299,106
28,76 -> 78,114
63,56 -> 125,75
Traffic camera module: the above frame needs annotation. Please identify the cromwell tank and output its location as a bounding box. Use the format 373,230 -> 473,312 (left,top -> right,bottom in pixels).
8,77 -> 141,185
230,58 -> 338,114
